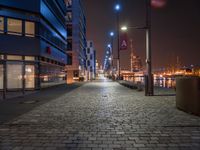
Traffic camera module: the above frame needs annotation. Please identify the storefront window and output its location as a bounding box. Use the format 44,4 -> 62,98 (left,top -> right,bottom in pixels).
0,17 -> 4,33
0,65 -> 3,89
25,21 -> 35,37
7,63 -> 23,89
25,65 -> 35,88
7,18 -> 22,35
40,64 -> 66,88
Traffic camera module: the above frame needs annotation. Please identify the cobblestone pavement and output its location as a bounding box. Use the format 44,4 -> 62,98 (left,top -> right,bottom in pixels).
0,80 -> 200,150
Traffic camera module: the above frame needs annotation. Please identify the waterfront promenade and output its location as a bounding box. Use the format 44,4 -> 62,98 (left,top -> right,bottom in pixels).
0,79 -> 200,150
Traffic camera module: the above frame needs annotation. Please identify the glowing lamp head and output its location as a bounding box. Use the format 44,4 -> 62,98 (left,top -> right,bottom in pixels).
107,44 -> 111,48
115,4 -> 121,11
110,32 -> 114,37
121,26 -> 128,31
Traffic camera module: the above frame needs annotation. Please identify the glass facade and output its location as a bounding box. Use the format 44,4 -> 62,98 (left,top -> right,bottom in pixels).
0,0 -> 68,94
7,18 -> 22,35
0,64 -> 3,89
0,54 -> 67,90
7,62 -> 23,89
40,63 -> 66,88
25,21 -> 35,37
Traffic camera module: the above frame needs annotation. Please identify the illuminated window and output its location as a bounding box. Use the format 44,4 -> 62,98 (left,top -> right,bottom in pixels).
66,12 -> 72,22
0,55 -> 4,60
7,18 -> 22,35
25,65 -> 35,88
25,56 -> 35,61
65,0 -> 72,7
25,21 -> 35,37
7,55 -> 22,60
0,17 -> 4,33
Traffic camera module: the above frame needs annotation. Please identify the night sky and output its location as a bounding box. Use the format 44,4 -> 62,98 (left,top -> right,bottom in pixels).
83,0 -> 200,70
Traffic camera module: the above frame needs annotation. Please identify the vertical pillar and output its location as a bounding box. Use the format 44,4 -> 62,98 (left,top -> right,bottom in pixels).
117,12 -> 120,78
38,61 -> 41,90
111,36 -> 114,75
145,0 -> 154,96
22,56 -> 25,96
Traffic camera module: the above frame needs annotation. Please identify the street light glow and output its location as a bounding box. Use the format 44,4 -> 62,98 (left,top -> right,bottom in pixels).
121,26 -> 128,31
110,32 -> 114,37
115,4 -> 120,11
107,44 -> 111,48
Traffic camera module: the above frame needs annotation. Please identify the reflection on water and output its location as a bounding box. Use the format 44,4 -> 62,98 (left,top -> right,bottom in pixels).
123,76 -> 176,88
154,77 -> 176,88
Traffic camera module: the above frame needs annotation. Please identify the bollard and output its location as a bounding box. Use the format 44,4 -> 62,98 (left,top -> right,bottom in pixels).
176,76 -> 200,116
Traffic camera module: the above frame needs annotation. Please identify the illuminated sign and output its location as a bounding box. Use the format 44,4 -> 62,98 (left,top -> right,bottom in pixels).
151,0 -> 167,8
120,32 -> 128,50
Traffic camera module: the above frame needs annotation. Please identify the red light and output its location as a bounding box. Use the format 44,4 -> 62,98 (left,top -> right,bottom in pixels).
46,47 -> 51,54
151,0 -> 167,8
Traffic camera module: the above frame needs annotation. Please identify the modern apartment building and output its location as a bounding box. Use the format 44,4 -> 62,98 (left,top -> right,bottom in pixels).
86,41 -> 96,80
65,0 -> 87,83
0,0 -> 68,91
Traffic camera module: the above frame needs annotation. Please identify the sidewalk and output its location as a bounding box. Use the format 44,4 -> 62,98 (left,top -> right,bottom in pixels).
0,83 -> 84,124
0,80 -> 200,149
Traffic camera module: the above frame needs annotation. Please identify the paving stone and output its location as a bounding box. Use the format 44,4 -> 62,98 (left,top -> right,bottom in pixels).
0,80 -> 200,149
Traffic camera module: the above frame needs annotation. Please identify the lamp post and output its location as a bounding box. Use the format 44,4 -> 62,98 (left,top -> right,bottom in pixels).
109,31 -> 114,75
120,0 -> 153,96
146,0 -> 153,96
114,4 -> 121,79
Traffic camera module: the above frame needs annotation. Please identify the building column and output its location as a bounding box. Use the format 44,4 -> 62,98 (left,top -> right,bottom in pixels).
22,58 -> 25,95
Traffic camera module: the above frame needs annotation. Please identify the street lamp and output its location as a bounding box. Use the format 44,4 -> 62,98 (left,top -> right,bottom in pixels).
121,26 -> 128,31
114,3 -> 121,78
110,32 -> 114,37
118,0 -> 153,96
115,4 -> 121,11
109,32 -> 114,77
